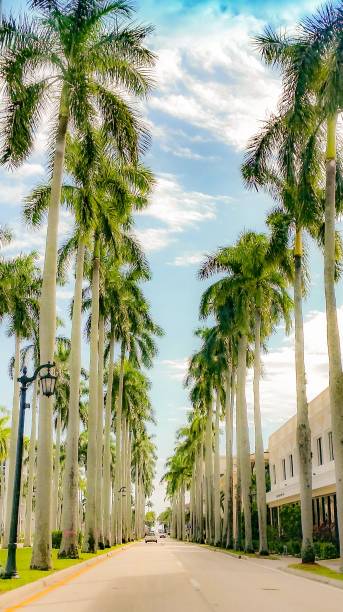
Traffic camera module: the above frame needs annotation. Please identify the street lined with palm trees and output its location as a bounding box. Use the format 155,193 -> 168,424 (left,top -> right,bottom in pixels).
0,0 -> 342,607
3,540 -> 343,611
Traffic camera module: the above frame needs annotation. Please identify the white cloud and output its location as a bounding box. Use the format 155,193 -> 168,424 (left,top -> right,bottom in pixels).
169,251 -> 205,267
56,288 -> 74,301
12,163 -> 45,179
161,358 -> 189,381
0,184 -> 25,205
150,12 -> 281,151
136,173 -> 232,252
246,306 -> 343,435
135,227 -> 177,252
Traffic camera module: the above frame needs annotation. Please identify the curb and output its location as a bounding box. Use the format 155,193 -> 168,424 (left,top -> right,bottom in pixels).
282,566 -> 343,590
0,542 -> 137,610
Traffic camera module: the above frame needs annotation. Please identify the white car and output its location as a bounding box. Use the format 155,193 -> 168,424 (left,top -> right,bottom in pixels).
145,531 -> 158,543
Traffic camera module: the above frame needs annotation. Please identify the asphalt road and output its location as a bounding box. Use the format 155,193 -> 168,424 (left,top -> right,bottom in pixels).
4,539 -> 343,611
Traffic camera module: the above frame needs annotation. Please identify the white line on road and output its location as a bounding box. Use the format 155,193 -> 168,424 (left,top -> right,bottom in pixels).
176,560 -> 184,569
190,578 -> 201,591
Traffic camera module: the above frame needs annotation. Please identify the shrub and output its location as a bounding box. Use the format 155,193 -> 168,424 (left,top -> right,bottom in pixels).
287,540 -> 301,556
321,542 -> 338,560
52,530 -> 62,549
279,504 -> 302,541
301,542 -> 315,563
314,542 -> 322,558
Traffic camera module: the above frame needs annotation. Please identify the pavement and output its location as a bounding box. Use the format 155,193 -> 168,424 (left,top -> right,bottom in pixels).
2,539 -> 343,611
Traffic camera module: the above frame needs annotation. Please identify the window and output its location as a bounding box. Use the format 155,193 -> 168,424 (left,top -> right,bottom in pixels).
317,436 -> 323,466
289,454 -> 294,477
282,458 -> 286,481
328,431 -> 334,461
272,464 -> 276,485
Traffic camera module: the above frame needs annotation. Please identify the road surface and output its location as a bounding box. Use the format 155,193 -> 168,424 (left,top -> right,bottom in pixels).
3,539 -> 343,611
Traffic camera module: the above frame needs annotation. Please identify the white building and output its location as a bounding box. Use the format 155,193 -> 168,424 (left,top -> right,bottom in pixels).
267,385 -> 338,541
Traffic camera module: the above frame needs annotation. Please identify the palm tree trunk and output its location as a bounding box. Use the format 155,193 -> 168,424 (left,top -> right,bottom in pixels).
103,332 -> 115,547
205,400 -> 214,544
4,333 -> 21,547
96,314 -> 105,548
237,334 -> 253,552
121,417 -> 127,542
235,395 -> 242,551
126,431 -> 132,540
51,410 -> 62,531
134,464 -> 139,539
324,115 -> 343,571
59,239 -> 85,558
213,389 -> 221,546
198,440 -> 204,542
114,344 -> 125,544
253,310 -> 268,555
180,484 -> 185,540
294,230 -> 314,563
83,239 -> 100,552
223,367 -> 234,549
31,89 -> 69,570
24,379 -> 38,547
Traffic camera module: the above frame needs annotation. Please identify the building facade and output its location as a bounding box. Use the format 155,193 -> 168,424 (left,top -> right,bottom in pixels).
267,386 -> 338,542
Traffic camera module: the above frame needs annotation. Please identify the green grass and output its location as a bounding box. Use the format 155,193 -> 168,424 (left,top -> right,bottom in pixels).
289,563 -> 343,582
0,545 -> 125,593
203,544 -> 278,560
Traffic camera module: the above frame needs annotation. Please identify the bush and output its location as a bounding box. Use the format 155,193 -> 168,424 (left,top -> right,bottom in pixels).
52,530 -> 62,549
301,542 -> 315,563
314,542 -> 322,558
268,540 -> 284,555
320,542 -> 338,560
287,540 -> 301,556
279,504 -> 302,541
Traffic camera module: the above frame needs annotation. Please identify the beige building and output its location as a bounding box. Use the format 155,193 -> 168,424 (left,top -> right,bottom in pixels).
267,386 -> 338,541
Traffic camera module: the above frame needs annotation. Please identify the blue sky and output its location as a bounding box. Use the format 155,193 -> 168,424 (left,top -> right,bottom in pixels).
1,0 -> 342,513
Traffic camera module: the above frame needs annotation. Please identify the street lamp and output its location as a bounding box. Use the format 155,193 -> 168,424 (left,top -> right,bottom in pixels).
2,361 -> 57,579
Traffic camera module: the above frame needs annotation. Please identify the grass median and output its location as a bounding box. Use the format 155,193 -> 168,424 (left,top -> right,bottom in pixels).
0,544 -> 126,594
289,563 -> 343,582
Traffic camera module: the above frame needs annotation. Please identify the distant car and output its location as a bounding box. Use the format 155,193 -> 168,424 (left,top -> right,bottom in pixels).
145,531 -> 158,543
159,532 -> 166,538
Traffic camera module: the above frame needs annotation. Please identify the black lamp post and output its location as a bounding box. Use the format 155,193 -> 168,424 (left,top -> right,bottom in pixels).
2,361 -> 57,579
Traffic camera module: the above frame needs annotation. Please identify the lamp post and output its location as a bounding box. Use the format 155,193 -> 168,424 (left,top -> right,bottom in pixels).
2,361 -> 57,579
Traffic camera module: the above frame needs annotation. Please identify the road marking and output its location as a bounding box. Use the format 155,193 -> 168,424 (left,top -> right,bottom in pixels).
4,544 -> 135,611
176,560 -> 184,569
190,578 -> 201,591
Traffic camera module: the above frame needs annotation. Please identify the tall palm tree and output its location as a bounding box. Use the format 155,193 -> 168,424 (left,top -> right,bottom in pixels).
2,253 -> 40,548
241,68 -> 341,560
0,0 -> 155,569
253,4 -> 343,566
200,233 -> 293,554
18,310 -> 40,547
107,273 -> 162,546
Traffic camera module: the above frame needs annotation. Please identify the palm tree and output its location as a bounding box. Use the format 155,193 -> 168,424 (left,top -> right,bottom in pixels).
0,0 -> 155,569
19,311 -> 40,548
107,273 -> 162,546
2,253 -> 40,548
0,411 -> 11,536
26,131 -> 154,556
251,8 -> 343,564
241,70 -> 339,560
199,234 -> 292,552
51,337 -> 72,531
162,448 -> 191,541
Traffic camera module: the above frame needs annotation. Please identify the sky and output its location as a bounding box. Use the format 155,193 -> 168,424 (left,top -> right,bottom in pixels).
1,0 -> 342,515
